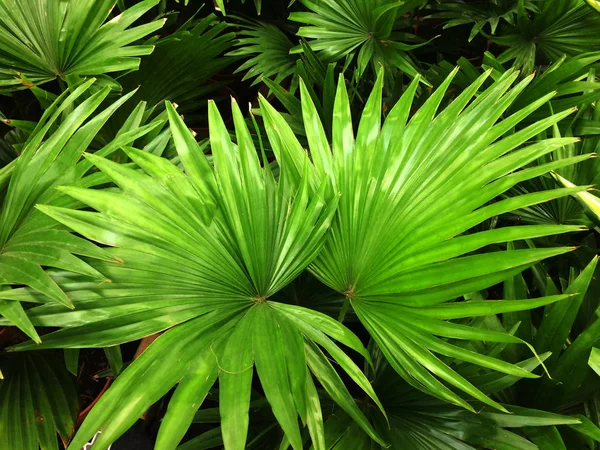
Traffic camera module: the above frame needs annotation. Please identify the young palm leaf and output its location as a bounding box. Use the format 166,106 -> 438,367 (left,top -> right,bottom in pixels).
0,0 -> 165,93
11,99 -> 386,450
262,67 -> 588,412
427,0 -> 538,42
227,19 -> 297,86
289,0 -> 428,82
490,0 -> 600,74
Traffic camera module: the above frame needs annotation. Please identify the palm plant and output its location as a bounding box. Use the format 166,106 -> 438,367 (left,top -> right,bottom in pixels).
3,65 -> 594,450
5,97 -> 389,450
3,1 -> 600,449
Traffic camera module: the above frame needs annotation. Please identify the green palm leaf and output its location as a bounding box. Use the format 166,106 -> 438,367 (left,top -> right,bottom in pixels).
289,0 -> 428,82
490,0 -> 600,74
227,19 -> 297,86
10,98 -> 387,450
0,0 -> 165,93
316,343 -> 580,450
427,0 -> 538,42
264,66 -> 588,411
117,12 -> 236,117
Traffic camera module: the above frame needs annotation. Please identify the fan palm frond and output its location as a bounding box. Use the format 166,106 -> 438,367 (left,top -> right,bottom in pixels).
7,97 -> 389,450
0,0 -> 165,93
266,66 -> 587,411
289,0 -> 429,82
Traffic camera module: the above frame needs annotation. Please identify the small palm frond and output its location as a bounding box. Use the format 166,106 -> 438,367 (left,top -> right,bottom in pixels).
227,19 -> 297,86
0,0 -> 165,93
427,0 -> 538,41
490,0 -> 600,74
289,0 -> 428,82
